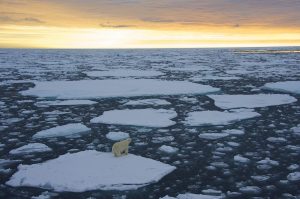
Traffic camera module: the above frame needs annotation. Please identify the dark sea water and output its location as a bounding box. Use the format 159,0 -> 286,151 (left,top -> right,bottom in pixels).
0,48 -> 300,199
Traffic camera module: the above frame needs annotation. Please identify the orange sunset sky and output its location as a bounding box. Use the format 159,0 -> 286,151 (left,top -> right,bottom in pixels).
1,0 -> 300,48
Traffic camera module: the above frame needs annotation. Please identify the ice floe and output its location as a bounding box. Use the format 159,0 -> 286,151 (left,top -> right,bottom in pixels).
6,150 -> 176,192
263,81 -> 300,94
35,100 -> 97,106
198,133 -> 230,140
33,123 -> 91,139
83,69 -> 164,77
124,99 -> 171,106
21,80 -> 220,99
159,145 -> 178,153
161,193 -> 222,199
106,132 -> 129,141
9,143 -> 52,155
91,109 -> 177,128
185,110 -> 260,126
234,155 -> 250,164
208,94 -> 297,109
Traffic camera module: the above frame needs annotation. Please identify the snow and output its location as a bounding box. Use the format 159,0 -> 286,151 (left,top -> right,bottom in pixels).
9,143 -> 52,155
208,94 -> 297,109
222,129 -> 245,135
33,123 -> 91,139
239,186 -> 261,194
20,80 -> 220,99
6,150 -> 176,192
185,110 -> 260,126
106,132 -> 129,141
83,69 -> 164,77
287,172 -> 300,182
35,100 -> 97,106
263,81 -> 300,94
91,109 -> 177,128
198,133 -> 229,140
159,145 -> 178,153
124,99 -> 171,106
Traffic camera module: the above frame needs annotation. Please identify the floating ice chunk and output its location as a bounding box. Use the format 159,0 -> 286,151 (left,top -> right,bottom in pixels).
267,137 -> 287,143
287,172 -> 300,182
191,75 -> 241,81
9,143 -> 52,155
239,186 -> 261,194
91,109 -> 177,128
6,151 -> 176,192
185,110 -> 260,126
257,158 -> 279,166
0,101 -> 5,105
21,80 -> 220,99
33,123 -> 91,139
0,159 -> 21,168
106,132 -> 129,141
263,81 -> 300,94
287,164 -> 299,171
222,129 -> 245,135
159,145 -> 178,153
251,175 -> 270,182
152,136 -> 175,143
291,125 -> 300,134
234,155 -> 250,163
83,69 -> 164,77
198,133 -> 229,140
161,193 -> 222,199
124,99 -> 171,106
35,100 -> 97,106
208,94 -> 297,109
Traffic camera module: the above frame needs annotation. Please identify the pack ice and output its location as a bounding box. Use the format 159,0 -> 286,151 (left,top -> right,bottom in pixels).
20,80 -> 220,99
83,69 -> 164,77
6,150 -> 176,192
208,94 -> 297,109
263,81 -> 300,94
91,109 -> 177,128
9,143 -> 52,155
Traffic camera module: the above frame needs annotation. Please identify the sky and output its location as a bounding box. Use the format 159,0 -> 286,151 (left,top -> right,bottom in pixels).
1,0 -> 300,48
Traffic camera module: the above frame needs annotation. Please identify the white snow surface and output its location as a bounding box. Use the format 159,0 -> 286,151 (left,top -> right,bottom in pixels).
33,123 -> 91,139
91,109 -> 177,128
208,94 -> 297,109
6,150 -> 176,192
124,99 -> 171,106
106,132 -> 129,141
263,81 -> 300,94
185,110 -> 260,126
83,69 -> 164,77
20,80 -> 220,99
9,143 -> 52,155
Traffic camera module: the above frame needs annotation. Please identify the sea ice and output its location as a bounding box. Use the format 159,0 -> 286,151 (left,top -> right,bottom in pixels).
91,109 -> 177,128
21,79 -> 220,99
208,94 -> 297,109
239,186 -> 261,194
33,123 -> 91,139
106,132 -> 129,141
234,155 -> 250,163
6,150 -> 176,192
185,110 -> 260,126
161,193 -> 222,199
83,69 -> 164,77
263,81 -> 300,94
287,172 -> 300,182
222,129 -> 245,135
9,143 -> 52,155
198,133 -> 229,140
159,145 -> 178,153
35,100 -> 97,106
124,99 -> 171,106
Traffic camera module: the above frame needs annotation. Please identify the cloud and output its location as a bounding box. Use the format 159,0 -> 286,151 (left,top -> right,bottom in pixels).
0,16 -> 45,24
99,23 -> 136,28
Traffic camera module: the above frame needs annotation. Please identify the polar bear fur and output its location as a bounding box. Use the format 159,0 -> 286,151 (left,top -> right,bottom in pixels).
112,138 -> 132,157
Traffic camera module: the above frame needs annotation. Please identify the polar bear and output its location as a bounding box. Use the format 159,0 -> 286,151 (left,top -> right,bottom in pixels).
112,138 -> 132,157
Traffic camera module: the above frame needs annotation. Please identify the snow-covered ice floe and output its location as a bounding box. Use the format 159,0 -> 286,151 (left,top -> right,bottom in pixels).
159,145 -> 178,153
185,110 -> 260,126
35,100 -> 97,106
20,80 -> 220,99
83,69 -> 164,77
9,143 -> 52,155
198,133 -> 229,140
208,94 -> 297,109
6,150 -> 176,192
33,123 -> 91,139
106,132 -> 129,141
91,109 -> 177,128
124,99 -> 171,106
160,193 -> 222,199
191,75 -> 241,81
263,81 -> 300,94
